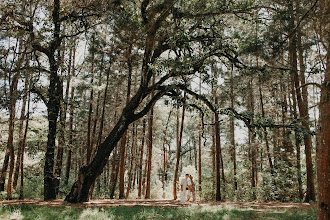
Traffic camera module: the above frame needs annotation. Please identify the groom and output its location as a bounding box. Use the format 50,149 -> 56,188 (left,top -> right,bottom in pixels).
180,173 -> 190,204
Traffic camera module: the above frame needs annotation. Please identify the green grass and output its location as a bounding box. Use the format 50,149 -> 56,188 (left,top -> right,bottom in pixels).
0,204 -> 316,220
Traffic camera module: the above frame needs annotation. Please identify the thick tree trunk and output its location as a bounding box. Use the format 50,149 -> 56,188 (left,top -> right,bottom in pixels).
65,77 -> 156,202
43,0 -> 63,200
65,111 -> 132,202
44,62 -> 62,201
317,53 -> 330,220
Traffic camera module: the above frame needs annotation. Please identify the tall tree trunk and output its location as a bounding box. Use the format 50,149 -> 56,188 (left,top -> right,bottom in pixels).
145,76 -> 155,199
97,63 -> 111,148
162,109 -> 172,199
248,78 -> 257,200
119,44 -> 133,199
297,29 -> 314,202
90,69 -> 104,157
214,98 -> 221,201
290,50 -> 303,201
13,73 -> 29,190
109,146 -> 119,199
54,51 -> 71,194
198,72 -> 202,192
5,73 -> 19,199
19,90 -> 31,199
212,115 -> 216,193
138,119 -> 146,198
44,61 -> 62,201
109,92 -> 120,199
258,77 -> 276,193
142,143 -> 148,197
126,124 -> 136,198
316,1 -> 329,218
43,0 -> 64,200
317,49 -> 330,220
0,38 -> 23,193
229,68 -> 237,192
64,44 -> 76,185
86,40 -> 95,164
288,0 -> 315,202
173,95 -> 186,200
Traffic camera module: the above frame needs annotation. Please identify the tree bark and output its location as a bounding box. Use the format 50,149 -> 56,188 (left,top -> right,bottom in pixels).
248,77 -> 257,200
13,73 -> 29,190
5,73 -> 19,199
214,99 -> 221,201
288,1 -> 315,202
258,77 -> 277,194
19,90 -> 31,199
317,51 -> 330,220
138,119 -> 146,198
316,1 -> 330,218
145,76 -> 155,199
162,109 -> 172,199
86,38 -> 95,164
173,97 -> 186,200
54,55 -> 71,194
119,44 -> 133,199
126,124 -> 136,198
43,0 -> 64,201
64,44 -> 76,185
229,68 -> 237,192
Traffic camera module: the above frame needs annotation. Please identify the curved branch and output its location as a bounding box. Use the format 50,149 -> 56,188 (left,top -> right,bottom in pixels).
132,90 -> 167,121
297,82 -> 322,90
30,86 -> 48,108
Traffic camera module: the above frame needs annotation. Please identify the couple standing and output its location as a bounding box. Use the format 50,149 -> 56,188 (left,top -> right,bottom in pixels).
180,174 -> 196,204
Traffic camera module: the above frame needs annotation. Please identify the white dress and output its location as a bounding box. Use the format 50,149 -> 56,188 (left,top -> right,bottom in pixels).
180,177 -> 188,203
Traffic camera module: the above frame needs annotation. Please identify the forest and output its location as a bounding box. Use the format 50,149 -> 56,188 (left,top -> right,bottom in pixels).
0,0 -> 329,219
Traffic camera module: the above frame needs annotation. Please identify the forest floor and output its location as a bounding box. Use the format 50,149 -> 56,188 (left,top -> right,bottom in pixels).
0,199 -> 316,219
1,199 -> 313,212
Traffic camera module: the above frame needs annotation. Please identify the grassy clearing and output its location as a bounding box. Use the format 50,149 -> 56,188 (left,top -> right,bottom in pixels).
0,204 -> 316,220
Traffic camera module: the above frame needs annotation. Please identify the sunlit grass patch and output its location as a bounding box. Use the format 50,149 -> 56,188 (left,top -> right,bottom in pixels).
0,203 -> 316,220
79,208 -> 114,220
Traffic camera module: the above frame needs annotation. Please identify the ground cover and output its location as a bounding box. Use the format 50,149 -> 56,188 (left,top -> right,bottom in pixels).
0,199 -> 316,220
